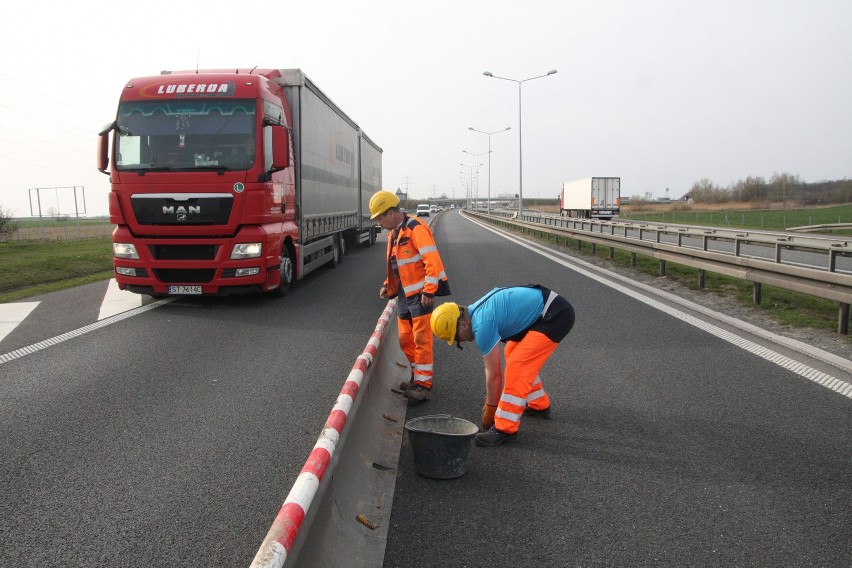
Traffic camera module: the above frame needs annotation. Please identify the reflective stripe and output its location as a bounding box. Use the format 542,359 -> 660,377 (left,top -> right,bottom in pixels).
541,291 -> 558,317
527,389 -> 546,402
500,392 -> 527,407
495,407 -> 521,423
419,245 -> 438,254
532,376 -> 542,386
397,254 -> 423,266
414,363 -> 433,371
424,271 -> 447,284
403,281 -> 425,294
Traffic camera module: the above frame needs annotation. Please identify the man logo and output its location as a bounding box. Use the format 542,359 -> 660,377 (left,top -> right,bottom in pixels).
163,205 -> 200,221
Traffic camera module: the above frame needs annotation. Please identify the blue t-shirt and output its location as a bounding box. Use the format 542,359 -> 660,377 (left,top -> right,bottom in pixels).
468,287 -> 544,355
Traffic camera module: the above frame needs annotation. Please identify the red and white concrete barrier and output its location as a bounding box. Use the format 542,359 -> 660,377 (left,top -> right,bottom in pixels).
249,299 -> 397,568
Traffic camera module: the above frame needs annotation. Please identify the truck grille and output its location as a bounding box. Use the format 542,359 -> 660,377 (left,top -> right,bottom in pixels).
131,194 -> 234,225
153,269 -> 215,283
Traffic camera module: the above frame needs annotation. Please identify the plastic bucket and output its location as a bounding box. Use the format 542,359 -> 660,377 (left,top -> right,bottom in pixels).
404,415 -> 479,479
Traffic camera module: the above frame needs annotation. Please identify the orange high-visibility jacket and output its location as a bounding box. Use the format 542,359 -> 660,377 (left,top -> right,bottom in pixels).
384,215 -> 451,300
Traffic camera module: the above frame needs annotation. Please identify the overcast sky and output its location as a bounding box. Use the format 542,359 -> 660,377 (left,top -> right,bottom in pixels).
1,0 -> 849,217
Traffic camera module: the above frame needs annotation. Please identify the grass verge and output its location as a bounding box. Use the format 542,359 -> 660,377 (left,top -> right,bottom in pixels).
619,203 -> 852,233
0,238 -> 114,303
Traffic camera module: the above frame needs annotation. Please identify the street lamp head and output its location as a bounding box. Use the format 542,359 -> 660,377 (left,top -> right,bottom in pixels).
468,127 -> 474,131
547,70 -> 558,75
505,127 -> 511,131
483,71 -> 493,77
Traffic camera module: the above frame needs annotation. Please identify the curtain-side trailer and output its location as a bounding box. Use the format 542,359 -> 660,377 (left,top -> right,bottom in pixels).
98,68 -> 381,297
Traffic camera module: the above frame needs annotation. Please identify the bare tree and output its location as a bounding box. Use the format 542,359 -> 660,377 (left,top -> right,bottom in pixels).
0,205 -> 18,240
768,172 -> 801,204
688,178 -> 730,204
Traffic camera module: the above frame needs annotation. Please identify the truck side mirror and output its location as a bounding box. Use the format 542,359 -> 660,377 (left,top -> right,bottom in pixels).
265,125 -> 290,172
97,122 -> 114,173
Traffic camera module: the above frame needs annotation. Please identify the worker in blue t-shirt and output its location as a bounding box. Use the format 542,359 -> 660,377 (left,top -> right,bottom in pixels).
430,285 -> 575,447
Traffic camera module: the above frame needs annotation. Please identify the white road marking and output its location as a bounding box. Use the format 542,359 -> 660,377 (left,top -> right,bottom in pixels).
0,302 -> 40,343
1,298 -> 174,366
98,279 -> 143,320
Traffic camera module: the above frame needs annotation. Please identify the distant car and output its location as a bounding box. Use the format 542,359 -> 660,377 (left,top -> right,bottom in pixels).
429,205 -> 438,213
416,204 -> 430,217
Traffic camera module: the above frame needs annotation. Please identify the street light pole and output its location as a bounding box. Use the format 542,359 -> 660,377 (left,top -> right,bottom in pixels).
460,162 -> 483,210
468,126 -> 510,214
460,166 -> 472,209
483,69 -> 557,218
463,150 -> 489,210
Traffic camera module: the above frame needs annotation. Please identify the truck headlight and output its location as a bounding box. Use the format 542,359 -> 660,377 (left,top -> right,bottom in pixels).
113,243 -> 139,259
231,242 -> 262,259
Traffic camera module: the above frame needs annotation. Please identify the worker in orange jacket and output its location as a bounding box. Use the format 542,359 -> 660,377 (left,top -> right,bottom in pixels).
431,285 -> 575,446
369,190 -> 451,403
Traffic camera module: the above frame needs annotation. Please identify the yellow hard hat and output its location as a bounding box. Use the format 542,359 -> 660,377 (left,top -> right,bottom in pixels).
431,302 -> 461,345
369,190 -> 400,219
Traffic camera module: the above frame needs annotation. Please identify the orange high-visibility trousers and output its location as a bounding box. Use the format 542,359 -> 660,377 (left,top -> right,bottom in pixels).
397,313 -> 434,388
494,331 -> 557,434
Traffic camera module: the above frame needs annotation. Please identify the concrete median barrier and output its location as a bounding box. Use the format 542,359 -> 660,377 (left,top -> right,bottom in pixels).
250,299 -> 409,568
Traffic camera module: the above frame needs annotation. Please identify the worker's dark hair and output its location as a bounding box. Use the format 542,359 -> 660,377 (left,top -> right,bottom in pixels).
455,306 -> 466,350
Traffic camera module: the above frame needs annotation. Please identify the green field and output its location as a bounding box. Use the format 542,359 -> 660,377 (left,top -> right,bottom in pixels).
622,203 -> 852,233
12,217 -> 112,228
0,238 -> 114,302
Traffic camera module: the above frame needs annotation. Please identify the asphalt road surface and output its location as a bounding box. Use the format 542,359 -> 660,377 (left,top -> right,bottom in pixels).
382,210 -> 851,568
1,242 -> 391,567
1,210 -> 849,567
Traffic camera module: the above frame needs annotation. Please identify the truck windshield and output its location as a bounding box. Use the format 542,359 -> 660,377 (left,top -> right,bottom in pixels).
115,99 -> 257,171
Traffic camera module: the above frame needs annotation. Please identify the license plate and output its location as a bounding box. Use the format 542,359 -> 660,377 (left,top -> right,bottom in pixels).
168,285 -> 202,295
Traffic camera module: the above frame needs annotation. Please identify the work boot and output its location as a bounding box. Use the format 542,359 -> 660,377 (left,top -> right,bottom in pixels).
402,384 -> 432,404
522,405 -> 551,419
474,426 -> 517,447
399,369 -> 415,389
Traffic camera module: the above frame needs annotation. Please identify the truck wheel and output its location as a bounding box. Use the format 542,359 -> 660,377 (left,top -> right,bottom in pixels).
269,246 -> 293,297
343,230 -> 357,252
327,235 -> 341,268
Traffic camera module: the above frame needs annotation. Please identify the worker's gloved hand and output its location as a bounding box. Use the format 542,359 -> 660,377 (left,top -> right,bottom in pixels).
481,403 -> 497,430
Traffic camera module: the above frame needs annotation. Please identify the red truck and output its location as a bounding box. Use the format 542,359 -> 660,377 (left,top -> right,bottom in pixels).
98,68 -> 381,297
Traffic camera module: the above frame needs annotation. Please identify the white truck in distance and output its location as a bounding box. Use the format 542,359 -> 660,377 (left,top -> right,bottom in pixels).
559,177 -> 621,219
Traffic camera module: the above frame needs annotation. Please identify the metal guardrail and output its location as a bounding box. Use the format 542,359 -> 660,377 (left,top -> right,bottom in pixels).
469,210 -> 852,334
787,223 -> 852,233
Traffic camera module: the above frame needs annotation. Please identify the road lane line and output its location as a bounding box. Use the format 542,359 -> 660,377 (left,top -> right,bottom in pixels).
0,298 -> 174,366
